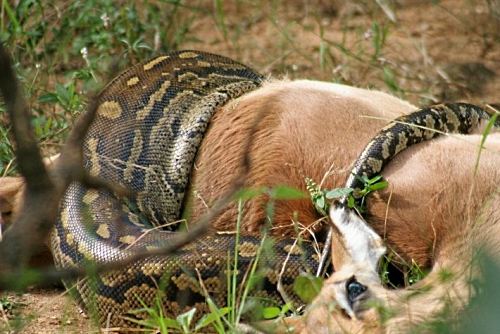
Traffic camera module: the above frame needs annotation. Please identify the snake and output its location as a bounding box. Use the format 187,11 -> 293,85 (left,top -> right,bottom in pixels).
317,103 -> 499,276
48,49 -> 499,329
343,102 -> 499,203
50,50 -> 320,328
328,103 -> 499,304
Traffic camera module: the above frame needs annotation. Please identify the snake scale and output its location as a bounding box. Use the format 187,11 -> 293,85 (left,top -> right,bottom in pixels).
49,49 -> 498,329
50,50 -> 320,327
343,102 -> 499,203
329,104 -> 499,320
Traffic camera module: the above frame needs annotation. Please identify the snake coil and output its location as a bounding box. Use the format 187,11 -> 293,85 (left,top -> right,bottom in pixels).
50,50 -> 498,328
344,103 -> 498,205
50,51 -> 319,327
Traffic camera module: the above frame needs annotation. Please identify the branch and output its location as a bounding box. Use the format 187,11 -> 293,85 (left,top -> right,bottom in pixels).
0,45 -> 50,191
0,44 -> 261,289
0,43 -> 57,269
0,175 -> 244,288
0,109 -> 255,288
0,44 -> 123,272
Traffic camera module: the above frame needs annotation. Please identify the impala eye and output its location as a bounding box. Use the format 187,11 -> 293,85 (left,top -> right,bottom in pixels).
346,276 -> 367,304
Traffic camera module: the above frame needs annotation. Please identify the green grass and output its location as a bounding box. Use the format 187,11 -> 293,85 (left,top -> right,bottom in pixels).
0,0 -> 207,175
0,295 -> 28,333
1,1 -> 497,178
101,188 -> 317,333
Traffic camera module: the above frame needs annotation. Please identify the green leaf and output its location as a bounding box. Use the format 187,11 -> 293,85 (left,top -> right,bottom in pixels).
371,22 -> 382,59
202,298 -> 228,333
347,195 -> 356,209
383,66 -> 400,93
195,306 -> 230,330
314,195 -> 325,210
325,187 -> 353,199
269,185 -> 307,200
246,271 -> 264,290
176,308 -> 196,333
367,175 -> 383,184
55,83 -> 69,102
369,180 -> 388,191
38,92 -> 59,103
156,317 -> 181,330
474,111 -> 498,174
293,273 -> 324,304
281,302 -> 292,314
262,306 -> 281,319
237,297 -> 262,319
124,311 -> 180,330
2,0 -> 21,34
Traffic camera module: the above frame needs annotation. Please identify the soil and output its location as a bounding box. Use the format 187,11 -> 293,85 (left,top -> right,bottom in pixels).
1,288 -> 97,333
1,0 -> 499,333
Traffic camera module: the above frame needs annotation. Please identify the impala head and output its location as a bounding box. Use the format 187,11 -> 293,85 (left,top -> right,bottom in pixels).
301,260 -> 388,334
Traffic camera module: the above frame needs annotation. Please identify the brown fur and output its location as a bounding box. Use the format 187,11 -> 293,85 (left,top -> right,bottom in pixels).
187,80 -> 415,237
0,176 -> 25,227
367,134 -> 500,268
0,155 -> 58,266
187,81 -> 500,332
291,134 -> 500,334
2,80 -> 496,331
0,154 -> 59,230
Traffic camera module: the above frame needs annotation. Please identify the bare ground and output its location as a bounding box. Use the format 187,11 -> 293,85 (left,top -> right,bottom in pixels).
1,288 -> 97,333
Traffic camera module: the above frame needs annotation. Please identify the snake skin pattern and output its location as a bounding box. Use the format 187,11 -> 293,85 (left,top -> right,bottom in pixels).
50,51 -> 320,327
49,49 -> 498,329
343,103 -> 499,206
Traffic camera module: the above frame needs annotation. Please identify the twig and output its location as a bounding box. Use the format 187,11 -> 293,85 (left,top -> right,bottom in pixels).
0,44 -> 149,274
0,126 -> 249,288
0,43 -> 56,269
0,42 -> 261,288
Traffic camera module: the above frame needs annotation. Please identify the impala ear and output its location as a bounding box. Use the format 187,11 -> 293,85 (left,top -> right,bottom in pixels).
329,203 -> 386,273
0,176 -> 25,234
0,154 -> 58,238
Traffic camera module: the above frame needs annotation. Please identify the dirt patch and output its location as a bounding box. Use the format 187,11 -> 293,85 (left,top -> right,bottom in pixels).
1,288 -> 97,334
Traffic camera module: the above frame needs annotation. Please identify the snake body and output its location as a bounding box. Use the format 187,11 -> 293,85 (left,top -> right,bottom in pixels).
343,103 -> 498,205
319,103 -> 497,276
49,49 -> 498,328
50,51 -> 319,327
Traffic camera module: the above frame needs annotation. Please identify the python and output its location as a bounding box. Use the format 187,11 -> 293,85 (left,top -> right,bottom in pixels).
0,51 -> 498,332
